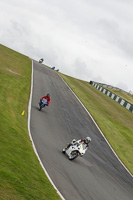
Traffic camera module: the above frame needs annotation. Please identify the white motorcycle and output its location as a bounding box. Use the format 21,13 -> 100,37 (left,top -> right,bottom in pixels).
62,139 -> 88,160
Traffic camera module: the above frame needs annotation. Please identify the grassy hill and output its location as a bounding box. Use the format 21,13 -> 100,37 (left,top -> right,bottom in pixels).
0,44 -> 133,199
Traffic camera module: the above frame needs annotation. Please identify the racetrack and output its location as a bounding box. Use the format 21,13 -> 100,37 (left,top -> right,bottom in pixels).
30,60 -> 133,200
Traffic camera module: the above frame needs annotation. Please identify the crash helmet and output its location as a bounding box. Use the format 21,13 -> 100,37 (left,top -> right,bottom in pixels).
47,94 -> 50,98
84,137 -> 91,144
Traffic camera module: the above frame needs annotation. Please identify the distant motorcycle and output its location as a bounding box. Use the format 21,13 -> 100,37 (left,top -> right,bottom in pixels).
39,58 -> 44,63
38,98 -> 47,111
62,139 -> 88,160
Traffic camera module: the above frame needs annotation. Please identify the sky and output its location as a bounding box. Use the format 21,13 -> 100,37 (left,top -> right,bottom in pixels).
0,0 -> 133,92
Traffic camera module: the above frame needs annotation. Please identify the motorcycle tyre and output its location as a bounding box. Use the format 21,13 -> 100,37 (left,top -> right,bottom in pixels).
69,151 -> 78,160
38,103 -> 42,111
62,147 -> 68,154
62,149 -> 66,154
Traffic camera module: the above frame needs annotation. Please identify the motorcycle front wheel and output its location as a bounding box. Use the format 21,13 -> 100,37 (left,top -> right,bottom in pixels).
69,151 -> 78,160
38,103 -> 42,111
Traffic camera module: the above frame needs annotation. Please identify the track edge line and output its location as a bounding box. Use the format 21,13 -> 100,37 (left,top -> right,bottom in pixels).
28,61 -> 66,200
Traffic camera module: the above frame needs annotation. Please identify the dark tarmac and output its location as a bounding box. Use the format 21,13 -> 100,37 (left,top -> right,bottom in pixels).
30,60 -> 133,200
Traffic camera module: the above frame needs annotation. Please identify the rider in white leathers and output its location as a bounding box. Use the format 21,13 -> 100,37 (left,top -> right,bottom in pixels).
64,136 -> 91,151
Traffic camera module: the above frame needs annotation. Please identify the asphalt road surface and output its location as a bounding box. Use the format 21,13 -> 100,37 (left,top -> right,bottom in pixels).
30,60 -> 133,200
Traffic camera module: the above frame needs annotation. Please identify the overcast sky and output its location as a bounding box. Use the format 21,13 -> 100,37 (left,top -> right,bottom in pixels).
0,0 -> 133,92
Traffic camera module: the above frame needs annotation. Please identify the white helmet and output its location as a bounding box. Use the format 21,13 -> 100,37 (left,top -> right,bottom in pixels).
85,137 -> 91,144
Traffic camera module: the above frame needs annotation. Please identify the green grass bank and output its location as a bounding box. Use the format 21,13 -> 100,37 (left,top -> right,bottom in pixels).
59,73 -> 133,175
0,43 -> 132,200
0,44 -> 61,200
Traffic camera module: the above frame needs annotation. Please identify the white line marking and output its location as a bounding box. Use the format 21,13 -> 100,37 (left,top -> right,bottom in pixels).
28,60 -> 65,200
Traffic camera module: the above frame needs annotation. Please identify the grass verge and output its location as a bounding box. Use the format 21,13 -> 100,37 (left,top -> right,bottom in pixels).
59,73 -> 133,175
0,44 -> 61,200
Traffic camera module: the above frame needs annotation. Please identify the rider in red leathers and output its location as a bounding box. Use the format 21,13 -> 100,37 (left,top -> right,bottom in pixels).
40,94 -> 51,106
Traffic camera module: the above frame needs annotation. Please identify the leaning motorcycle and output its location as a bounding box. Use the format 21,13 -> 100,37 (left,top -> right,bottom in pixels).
38,98 -> 47,111
62,139 -> 88,160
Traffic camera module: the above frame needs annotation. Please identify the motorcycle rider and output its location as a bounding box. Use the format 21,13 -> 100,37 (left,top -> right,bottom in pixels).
64,137 -> 91,151
76,137 -> 91,148
40,93 -> 51,107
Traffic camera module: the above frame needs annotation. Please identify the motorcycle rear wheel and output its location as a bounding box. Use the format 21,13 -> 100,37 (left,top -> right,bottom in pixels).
69,151 -> 78,160
62,148 -> 66,154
